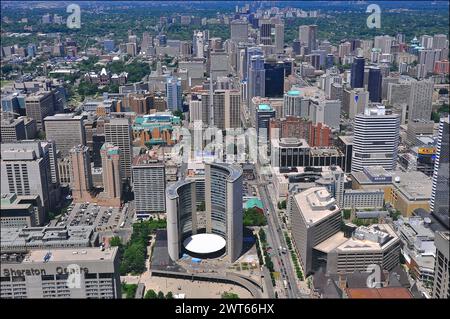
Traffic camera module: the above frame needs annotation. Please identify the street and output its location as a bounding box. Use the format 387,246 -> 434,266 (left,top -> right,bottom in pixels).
255,162 -> 305,298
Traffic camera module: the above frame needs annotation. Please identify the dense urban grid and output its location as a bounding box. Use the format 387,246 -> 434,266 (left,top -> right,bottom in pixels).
0,1 -> 449,300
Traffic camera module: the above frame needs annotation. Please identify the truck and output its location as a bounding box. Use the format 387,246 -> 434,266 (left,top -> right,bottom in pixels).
283,280 -> 288,289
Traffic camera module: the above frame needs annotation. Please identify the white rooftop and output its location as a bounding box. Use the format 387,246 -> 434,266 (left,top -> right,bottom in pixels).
183,233 -> 226,255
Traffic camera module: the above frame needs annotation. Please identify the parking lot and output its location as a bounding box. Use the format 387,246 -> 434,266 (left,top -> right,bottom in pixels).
61,203 -> 123,230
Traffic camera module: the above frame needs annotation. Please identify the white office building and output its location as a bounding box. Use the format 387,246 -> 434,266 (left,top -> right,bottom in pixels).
351,106 -> 400,172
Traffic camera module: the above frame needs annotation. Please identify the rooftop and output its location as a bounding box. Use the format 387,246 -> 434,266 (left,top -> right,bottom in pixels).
183,233 -> 226,255
287,90 -> 300,96
258,103 -> 273,111
1,225 -> 95,251
244,198 -> 264,210
391,171 -> 432,200
314,224 -> 398,254
293,187 -> 340,226
22,247 -> 117,263
338,135 -> 354,145
346,287 -> 412,299
132,153 -> 164,167
272,138 -> 309,148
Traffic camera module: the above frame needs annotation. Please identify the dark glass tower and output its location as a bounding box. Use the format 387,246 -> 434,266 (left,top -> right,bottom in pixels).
368,67 -> 382,102
350,56 -> 365,89
264,61 -> 286,98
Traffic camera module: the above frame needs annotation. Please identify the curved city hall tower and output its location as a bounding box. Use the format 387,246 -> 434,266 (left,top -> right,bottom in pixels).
166,162 -> 243,262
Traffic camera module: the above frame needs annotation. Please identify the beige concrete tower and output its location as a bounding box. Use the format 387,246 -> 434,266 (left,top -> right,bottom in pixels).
98,143 -> 122,207
70,145 -> 94,202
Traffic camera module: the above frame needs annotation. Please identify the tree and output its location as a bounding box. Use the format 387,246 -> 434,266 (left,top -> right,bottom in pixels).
144,289 -> 157,299
157,291 -> 165,299
258,228 -> 266,243
165,291 -> 174,299
109,236 -> 124,255
109,236 -> 122,247
173,109 -> 185,120
122,283 -> 138,299
243,208 -> 267,227
221,291 -> 239,299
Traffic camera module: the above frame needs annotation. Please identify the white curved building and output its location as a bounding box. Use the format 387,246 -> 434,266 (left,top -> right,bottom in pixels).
166,162 -> 243,262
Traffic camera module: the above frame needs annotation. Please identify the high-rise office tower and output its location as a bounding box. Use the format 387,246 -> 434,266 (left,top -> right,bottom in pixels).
351,106 -> 400,172
418,48 -> 441,75
408,79 -> 434,122
256,103 -> 276,141
140,31 -> 152,54
350,56 -> 365,88
189,99 -> 203,123
282,90 -> 309,118
132,154 -> 166,217
247,54 -> 265,105
166,76 -> 182,111
338,41 -> 352,59
209,50 -> 229,81
104,118 -> 132,181
292,39 -> 301,55
193,30 -> 205,58
1,141 -> 55,211
299,25 -> 317,53
70,144 -> 93,203
368,66 -> 382,102
432,231 -> 449,298
44,113 -> 86,157
245,46 -> 263,81
259,20 -> 273,45
0,118 -> 27,142
100,143 -> 122,206
126,42 -> 137,57
374,35 -> 395,54
264,60 -> 286,98
308,25 -> 317,51
432,34 -> 448,50
25,91 -> 55,130
419,35 -> 433,49
212,90 -> 241,130
200,92 -> 211,125
230,20 -> 248,43
40,140 -> 59,187
274,23 -> 284,53
342,88 -> 369,119
430,117 -> 449,228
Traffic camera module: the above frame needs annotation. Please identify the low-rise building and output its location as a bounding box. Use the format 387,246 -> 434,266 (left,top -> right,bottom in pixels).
0,225 -> 98,253
313,224 -> 400,274
352,166 -> 432,216
0,247 -> 120,298
0,193 -> 44,228
343,189 -> 384,210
